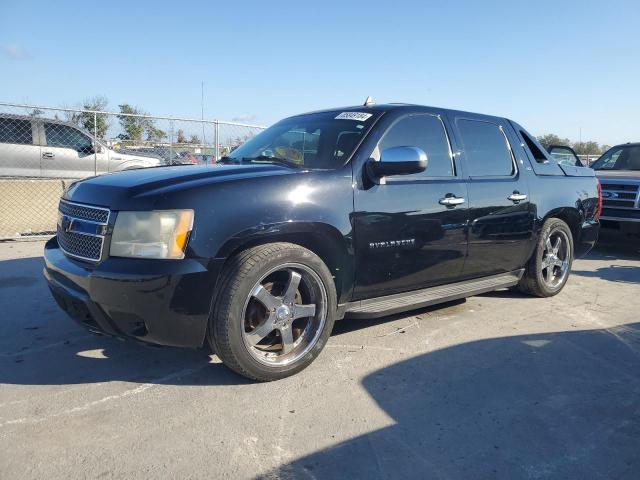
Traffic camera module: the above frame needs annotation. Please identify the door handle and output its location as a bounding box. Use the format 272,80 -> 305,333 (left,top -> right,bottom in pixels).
42,152 -> 55,159
508,192 -> 528,202
439,196 -> 466,206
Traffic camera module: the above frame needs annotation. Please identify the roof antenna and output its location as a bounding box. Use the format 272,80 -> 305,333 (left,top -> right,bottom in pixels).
363,96 -> 375,107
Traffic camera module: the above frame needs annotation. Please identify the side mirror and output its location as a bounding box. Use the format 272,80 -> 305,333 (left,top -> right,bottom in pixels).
90,141 -> 103,154
367,146 -> 428,179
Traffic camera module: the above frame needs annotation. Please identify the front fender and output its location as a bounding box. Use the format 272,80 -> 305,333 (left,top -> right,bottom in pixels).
179,169 -> 356,303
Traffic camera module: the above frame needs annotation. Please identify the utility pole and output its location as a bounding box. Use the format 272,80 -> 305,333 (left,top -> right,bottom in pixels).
201,81 -> 206,161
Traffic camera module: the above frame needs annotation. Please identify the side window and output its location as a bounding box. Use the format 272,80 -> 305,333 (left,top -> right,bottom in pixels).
44,123 -> 92,151
379,114 -> 453,177
457,119 -> 514,177
520,130 -> 550,163
0,118 -> 33,145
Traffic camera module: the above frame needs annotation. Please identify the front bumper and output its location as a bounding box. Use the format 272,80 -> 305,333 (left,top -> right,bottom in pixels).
600,208 -> 640,224
44,237 -> 220,348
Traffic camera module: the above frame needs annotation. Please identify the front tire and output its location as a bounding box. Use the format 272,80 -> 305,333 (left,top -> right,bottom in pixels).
209,243 -> 337,381
519,218 -> 574,297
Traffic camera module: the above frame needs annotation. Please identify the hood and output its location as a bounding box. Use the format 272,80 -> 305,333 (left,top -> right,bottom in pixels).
595,170 -> 640,180
64,163 -> 296,209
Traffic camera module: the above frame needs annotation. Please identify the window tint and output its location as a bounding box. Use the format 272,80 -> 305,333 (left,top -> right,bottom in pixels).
379,114 -> 453,177
44,123 -> 92,150
457,119 -> 514,176
520,130 -> 549,163
0,118 -> 33,145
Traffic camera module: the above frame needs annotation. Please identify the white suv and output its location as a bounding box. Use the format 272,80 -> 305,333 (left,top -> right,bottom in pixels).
0,114 -> 161,178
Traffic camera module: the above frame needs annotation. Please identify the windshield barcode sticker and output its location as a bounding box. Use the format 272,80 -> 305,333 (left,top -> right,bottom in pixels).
335,112 -> 373,121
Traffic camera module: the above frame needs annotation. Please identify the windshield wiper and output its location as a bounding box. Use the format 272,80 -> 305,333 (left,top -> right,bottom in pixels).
243,155 -> 301,168
218,155 -> 302,169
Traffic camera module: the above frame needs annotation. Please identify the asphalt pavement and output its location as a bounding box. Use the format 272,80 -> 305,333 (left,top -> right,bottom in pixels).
0,234 -> 639,479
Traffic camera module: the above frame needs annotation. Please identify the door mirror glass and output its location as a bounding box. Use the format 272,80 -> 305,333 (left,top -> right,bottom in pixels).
368,146 -> 428,178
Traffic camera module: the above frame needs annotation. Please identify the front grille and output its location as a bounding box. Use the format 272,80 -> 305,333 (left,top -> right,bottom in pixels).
600,182 -> 639,210
57,227 -> 104,261
57,200 -> 110,262
59,199 -> 110,223
600,183 -> 639,192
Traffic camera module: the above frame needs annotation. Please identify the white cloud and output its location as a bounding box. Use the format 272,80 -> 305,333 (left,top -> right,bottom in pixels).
232,114 -> 257,123
1,45 -> 31,60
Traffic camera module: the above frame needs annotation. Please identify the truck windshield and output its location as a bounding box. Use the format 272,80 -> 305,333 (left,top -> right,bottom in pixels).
220,110 -> 381,170
592,145 -> 640,171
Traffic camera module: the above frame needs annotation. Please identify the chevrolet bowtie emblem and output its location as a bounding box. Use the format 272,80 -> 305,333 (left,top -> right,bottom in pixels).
60,216 -> 74,233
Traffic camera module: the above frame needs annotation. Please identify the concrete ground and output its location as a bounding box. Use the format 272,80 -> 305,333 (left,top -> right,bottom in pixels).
0,233 -> 639,479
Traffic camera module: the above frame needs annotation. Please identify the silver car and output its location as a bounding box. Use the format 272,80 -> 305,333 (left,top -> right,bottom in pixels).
0,114 -> 161,178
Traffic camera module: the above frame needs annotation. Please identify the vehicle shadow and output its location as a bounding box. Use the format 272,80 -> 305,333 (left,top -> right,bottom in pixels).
0,255 -> 249,386
571,264 -> 640,284
0,254 -> 472,387
596,229 -> 640,256
260,322 -> 640,479
571,242 -> 640,284
1,256 -> 468,387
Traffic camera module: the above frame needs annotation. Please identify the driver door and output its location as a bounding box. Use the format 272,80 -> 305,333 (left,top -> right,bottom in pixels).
353,113 -> 469,300
40,121 -> 106,178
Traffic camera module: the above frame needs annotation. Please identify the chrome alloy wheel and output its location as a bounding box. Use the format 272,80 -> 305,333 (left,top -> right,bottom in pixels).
241,263 -> 328,366
541,230 -> 571,288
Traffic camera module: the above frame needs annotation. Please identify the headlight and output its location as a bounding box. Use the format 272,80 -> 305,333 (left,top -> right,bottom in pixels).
110,210 -> 194,259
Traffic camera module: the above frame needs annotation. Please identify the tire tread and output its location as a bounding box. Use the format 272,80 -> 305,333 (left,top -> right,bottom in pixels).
209,242 -> 334,381
518,218 -> 573,298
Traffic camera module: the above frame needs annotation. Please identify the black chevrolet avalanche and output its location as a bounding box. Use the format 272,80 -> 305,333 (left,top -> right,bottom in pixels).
44,103 -> 601,381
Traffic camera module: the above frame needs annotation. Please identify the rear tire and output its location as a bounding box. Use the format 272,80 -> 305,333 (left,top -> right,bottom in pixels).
518,218 -> 574,297
209,243 -> 337,381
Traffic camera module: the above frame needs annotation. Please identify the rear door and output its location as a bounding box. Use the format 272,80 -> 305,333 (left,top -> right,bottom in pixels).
0,117 -> 40,177
449,116 -> 534,278
353,112 -> 469,299
40,122 -> 104,178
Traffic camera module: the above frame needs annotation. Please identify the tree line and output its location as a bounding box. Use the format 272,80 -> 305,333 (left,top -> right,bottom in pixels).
39,96 -> 612,156
537,133 -> 610,156
50,96 -> 202,145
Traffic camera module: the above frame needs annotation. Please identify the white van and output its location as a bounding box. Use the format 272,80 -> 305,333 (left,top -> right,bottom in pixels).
0,114 -> 161,178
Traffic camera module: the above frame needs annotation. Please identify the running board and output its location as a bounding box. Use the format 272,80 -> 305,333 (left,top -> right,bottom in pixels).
343,270 -> 524,319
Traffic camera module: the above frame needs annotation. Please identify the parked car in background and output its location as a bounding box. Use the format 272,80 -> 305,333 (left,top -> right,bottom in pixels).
177,151 -> 199,165
127,146 -> 180,166
44,103 -> 600,381
194,154 -> 215,164
591,143 -> 640,236
0,114 -> 161,178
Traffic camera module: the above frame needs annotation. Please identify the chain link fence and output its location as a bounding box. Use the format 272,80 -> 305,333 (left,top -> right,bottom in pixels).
0,102 -> 265,239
